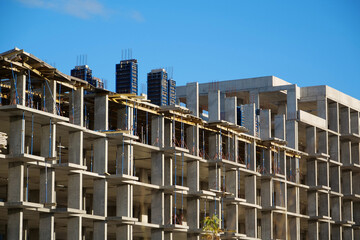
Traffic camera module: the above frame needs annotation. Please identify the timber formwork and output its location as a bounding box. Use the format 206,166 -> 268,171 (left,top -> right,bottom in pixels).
0,48 -> 359,240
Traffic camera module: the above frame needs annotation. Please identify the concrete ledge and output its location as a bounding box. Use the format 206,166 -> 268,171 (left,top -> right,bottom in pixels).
5,201 -> 44,209
53,207 -> 86,215
341,163 -> 360,172
340,133 -> 360,143
239,202 -> 262,209
308,185 -> 331,192
329,159 -> 342,166
261,206 -> 286,212
0,104 -> 69,124
223,196 -> 246,204
7,153 -> 45,163
163,224 -> 189,232
107,216 -> 138,225
81,214 -> 106,221
188,190 -> 216,199
107,174 -> 139,185
162,185 -> 189,194
343,194 -> 360,201
53,162 -> 87,171
298,110 -> 327,129
134,221 -> 160,228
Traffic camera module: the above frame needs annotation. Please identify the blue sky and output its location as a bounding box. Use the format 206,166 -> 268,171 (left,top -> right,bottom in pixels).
1,0 -> 360,99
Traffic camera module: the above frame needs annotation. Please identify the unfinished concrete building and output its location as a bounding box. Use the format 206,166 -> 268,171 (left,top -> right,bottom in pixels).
0,48 -> 359,240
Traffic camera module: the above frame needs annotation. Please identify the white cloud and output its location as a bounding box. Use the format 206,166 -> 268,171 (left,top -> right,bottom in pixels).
17,0 -> 110,19
129,10 -> 145,22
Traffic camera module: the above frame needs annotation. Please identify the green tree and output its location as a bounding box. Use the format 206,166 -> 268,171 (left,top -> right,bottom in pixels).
202,214 -> 222,240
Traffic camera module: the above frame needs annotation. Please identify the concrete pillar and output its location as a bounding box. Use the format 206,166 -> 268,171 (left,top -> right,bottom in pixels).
243,104 -> 256,136
151,151 -> 165,237
69,131 -> 83,165
93,179 -> 107,239
187,161 -> 199,192
39,213 -> 55,240
226,170 -> 238,196
261,180 -> 272,207
319,222 -> 330,240
7,209 -> 23,240
67,217 -> 82,240
68,173 -> 82,209
260,109 -> 271,139
186,125 -> 199,156
93,221 -> 107,240
116,143 -> 133,175
40,123 -> 56,159
39,167 -> 55,202
331,197 -> 341,222
151,115 -> 164,147
329,135 -> 340,162
308,221 -> 319,240
351,111 -> 359,134
11,72 -> 26,105
164,119 -> 173,148
245,208 -> 257,237
328,102 -> 339,132
151,229 -> 164,240
151,152 -> 164,186
308,192 -> 318,216
94,95 -> 108,131
226,204 -> 238,233
343,227 -> 353,240
286,120 -> 298,150
9,116 -> 25,155
317,98 -> 327,119
93,138 -> 108,174
342,170 -> 352,195
288,217 -> 300,240
164,193 -> 173,225
340,107 -> 350,134
69,86 -> 84,126
318,193 -> 329,216
343,200 -> 353,222
151,190 -> 164,225
186,82 -> 199,117
117,105 -> 133,131
225,97 -> 237,124
209,133 -> 220,160
117,184 -> 133,217
116,225 -> 132,240
286,85 -> 298,120
341,140 -> 351,165
318,130 -> 328,154
245,175 -> 256,204
208,90 -> 220,122
331,225 -> 342,240
261,212 -> 273,239
42,80 -> 56,114
274,114 -> 285,140
187,198 -> 199,229
8,162 -> 24,201
208,165 -> 221,191
318,162 -> 329,186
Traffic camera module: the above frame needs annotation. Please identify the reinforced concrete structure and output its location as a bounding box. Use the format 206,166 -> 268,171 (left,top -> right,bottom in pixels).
0,48 -> 360,240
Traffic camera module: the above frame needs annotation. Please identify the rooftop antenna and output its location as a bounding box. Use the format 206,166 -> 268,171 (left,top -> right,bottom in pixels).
121,50 -> 124,60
